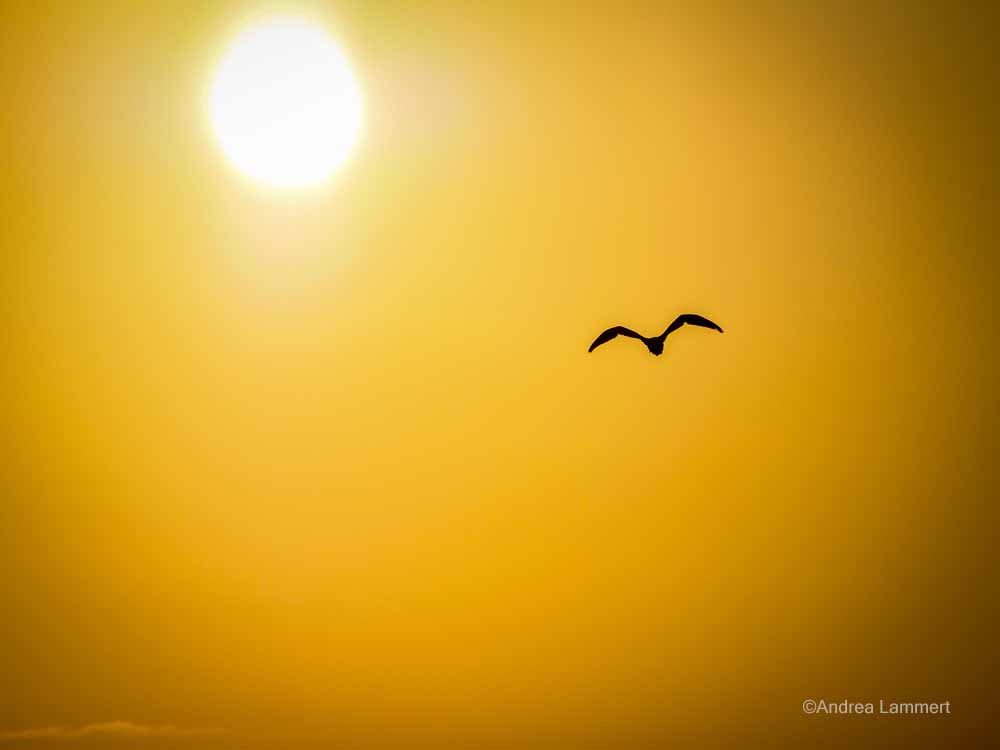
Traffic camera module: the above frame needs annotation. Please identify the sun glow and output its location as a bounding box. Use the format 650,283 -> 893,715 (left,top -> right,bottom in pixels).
210,16 -> 363,188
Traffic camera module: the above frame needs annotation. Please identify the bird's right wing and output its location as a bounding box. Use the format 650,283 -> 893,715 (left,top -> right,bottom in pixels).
588,326 -> 644,352
663,313 -> 724,337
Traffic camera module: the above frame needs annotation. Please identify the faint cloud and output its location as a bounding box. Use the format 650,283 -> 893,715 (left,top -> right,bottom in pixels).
0,721 -> 225,742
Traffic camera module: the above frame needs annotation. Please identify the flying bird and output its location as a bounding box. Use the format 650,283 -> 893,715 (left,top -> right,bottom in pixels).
588,313 -> 724,356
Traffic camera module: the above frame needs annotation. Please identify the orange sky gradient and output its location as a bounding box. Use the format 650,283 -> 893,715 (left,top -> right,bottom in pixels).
3,2 -> 998,748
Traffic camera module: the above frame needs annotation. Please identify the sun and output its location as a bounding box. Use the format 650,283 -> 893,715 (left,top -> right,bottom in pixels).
209,15 -> 363,188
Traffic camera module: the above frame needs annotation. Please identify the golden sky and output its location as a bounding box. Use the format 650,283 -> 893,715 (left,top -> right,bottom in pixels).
3,2 -> 998,748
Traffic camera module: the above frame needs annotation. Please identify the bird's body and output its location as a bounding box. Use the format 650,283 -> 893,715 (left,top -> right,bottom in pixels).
588,313 -> 723,356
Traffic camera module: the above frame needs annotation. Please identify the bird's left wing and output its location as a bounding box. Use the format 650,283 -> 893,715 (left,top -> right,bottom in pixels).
663,313 -> 724,337
588,326 -> 643,352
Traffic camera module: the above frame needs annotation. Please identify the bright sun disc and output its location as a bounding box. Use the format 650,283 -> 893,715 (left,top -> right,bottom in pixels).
210,16 -> 363,188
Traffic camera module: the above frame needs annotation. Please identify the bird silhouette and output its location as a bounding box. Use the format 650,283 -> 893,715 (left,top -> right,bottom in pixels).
588,313 -> 724,356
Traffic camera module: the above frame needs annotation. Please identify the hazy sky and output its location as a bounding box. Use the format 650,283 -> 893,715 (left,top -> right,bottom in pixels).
3,2 -> 998,748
